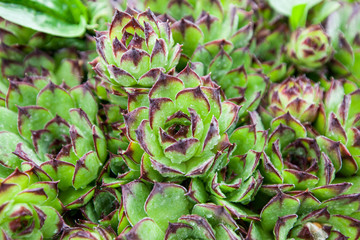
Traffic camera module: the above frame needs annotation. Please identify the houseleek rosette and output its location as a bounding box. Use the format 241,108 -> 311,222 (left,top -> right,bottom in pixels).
287,25 -> 333,71
312,79 -> 360,177
92,9 -> 181,88
247,191 -> 360,239
118,180 -> 242,239
0,168 -> 63,239
263,75 -> 323,124
123,69 -> 239,178
148,0 -> 265,113
259,113 -> 352,201
170,8 -> 263,118
219,67 -> 268,118
0,74 -> 107,209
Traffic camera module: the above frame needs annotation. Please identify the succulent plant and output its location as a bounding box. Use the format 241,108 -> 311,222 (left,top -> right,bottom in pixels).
311,79 -> 360,177
2,1 -> 360,239
262,75 -> 323,124
259,113 -> 352,201
138,0 -> 273,120
118,180 -> 243,239
287,25 -> 333,71
91,8 -> 181,89
123,69 -> 239,179
171,4 -> 254,60
0,168 -> 64,239
247,191 -> 360,239
0,74 -> 108,209
326,2 -> 360,85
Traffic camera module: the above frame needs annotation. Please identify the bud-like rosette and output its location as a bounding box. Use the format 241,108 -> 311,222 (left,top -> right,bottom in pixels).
247,192 -> 360,239
259,113 -> 352,201
0,168 -> 63,239
118,180 -> 242,239
265,76 -> 323,123
288,25 -> 332,71
92,9 -> 181,88
123,69 -> 239,178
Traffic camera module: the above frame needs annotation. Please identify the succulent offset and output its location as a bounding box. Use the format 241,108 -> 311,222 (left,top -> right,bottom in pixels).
287,25 -> 333,71
1,0 -> 360,239
262,75 -> 323,124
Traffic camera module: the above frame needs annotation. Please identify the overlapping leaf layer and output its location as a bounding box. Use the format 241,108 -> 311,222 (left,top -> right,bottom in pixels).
1,0 -> 360,239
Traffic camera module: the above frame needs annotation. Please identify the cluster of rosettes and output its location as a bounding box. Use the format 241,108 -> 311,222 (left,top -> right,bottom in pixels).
1,1 -> 360,240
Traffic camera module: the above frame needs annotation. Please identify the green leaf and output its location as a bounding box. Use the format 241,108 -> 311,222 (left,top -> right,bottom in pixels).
145,183 -> 192,231
0,131 -> 41,169
36,206 -> 62,239
290,4 -> 307,30
311,1 -> 341,24
273,214 -> 298,240
37,83 -> 75,121
120,218 -> 164,240
0,0 -> 87,37
6,82 -> 38,112
18,106 -> 53,141
41,160 -> 75,190
268,0 -> 321,16
260,192 -> 300,232
122,180 -> 151,225
0,107 -> 18,133
60,186 -> 95,209
72,151 -> 102,189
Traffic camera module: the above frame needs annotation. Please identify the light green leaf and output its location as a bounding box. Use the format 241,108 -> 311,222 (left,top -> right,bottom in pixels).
0,1 -> 87,37
311,1 -> 341,24
268,0 -> 321,16
290,4 -> 307,30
